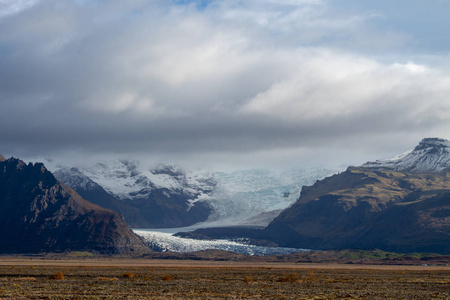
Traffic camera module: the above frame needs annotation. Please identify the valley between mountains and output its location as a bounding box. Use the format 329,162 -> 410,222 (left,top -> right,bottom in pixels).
0,138 -> 450,257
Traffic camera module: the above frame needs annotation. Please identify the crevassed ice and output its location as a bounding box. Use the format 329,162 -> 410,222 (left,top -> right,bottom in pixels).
134,230 -> 309,256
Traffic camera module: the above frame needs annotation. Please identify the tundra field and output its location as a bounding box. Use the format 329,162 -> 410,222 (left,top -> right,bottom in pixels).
0,258 -> 449,299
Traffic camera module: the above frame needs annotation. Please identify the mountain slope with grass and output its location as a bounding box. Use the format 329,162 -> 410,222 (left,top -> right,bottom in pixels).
264,166 -> 450,253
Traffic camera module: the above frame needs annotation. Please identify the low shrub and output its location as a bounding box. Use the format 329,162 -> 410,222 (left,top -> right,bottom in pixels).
122,272 -> 134,278
96,277 -> 118,281
50,272 -> 65,280
161,275 -> 173,281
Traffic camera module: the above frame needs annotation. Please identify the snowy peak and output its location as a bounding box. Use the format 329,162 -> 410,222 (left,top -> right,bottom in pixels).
413,137 -> 450,152
80,160 -> 154,200
362,137 -> 450,173
55,160 -> 216,203
54,160 -> 215,228
54,167 -> 102,191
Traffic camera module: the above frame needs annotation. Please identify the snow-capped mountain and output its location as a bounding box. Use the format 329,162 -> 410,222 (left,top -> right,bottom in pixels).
78,160 -> 216,204
54,167 -> 104,192
362,138 -> 450,173
55,160 -> 215,228
54,159 -> 337,228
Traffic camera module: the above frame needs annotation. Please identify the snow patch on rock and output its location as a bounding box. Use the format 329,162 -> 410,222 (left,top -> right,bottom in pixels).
362,138 -> 450,173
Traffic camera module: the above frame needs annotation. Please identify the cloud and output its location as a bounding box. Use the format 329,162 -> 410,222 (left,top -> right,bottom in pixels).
1,0 -> 450,169
239,50 -> 450,123
0,0 -> 39,18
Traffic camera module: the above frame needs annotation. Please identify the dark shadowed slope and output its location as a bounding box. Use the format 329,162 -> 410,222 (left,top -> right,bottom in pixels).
0,156 -> 150,254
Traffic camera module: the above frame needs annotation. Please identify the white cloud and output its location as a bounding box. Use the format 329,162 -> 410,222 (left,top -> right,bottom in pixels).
1,0 -> 450,168
239,50 -> 450,123
0,0 -> 39,18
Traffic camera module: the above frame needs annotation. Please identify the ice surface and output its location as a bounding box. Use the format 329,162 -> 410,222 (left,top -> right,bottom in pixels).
202,168 -> 336,226
134,229 -> 310,255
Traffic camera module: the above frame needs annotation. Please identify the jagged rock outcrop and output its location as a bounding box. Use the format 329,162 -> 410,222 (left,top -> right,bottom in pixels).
0,156 -> 150,254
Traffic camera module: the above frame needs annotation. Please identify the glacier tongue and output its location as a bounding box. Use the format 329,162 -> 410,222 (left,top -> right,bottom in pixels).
134,229 -> 309,255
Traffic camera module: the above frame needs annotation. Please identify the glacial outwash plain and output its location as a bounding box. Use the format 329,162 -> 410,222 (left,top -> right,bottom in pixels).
0,254 -> 449,299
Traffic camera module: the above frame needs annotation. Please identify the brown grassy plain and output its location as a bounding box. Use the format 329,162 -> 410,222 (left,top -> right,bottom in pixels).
0,257 -> 449,299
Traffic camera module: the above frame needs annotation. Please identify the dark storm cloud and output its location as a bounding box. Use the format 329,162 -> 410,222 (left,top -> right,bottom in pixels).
1,0 -> 450,169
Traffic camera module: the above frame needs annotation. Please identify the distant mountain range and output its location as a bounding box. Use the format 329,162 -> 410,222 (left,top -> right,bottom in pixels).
180,138 -> 450,254
0,156 -> 149,254
54,162 -> 214,228
53,161 -> 335,228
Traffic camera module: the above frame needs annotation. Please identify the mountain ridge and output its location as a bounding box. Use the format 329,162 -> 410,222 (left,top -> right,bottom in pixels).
177,138 -> 450,254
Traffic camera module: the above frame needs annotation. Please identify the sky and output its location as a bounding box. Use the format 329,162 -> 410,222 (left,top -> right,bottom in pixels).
1,0 -> 450,170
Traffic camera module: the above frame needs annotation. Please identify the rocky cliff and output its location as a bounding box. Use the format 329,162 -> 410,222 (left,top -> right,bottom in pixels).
0,156 -> 150,254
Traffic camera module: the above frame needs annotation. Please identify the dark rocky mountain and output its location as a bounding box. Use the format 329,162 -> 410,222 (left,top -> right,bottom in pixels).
54,164 -> 213,228
0,156 -> 150,254
264,167 -> 450,253
264,139 -> 450,254
180,138 -> 450,254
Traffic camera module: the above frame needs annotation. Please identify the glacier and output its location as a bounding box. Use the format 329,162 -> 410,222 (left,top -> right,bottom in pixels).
199,167 -> 336,227
46,158 -> 335,253
51,158 -> 337,228
134,229 -> 310,255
